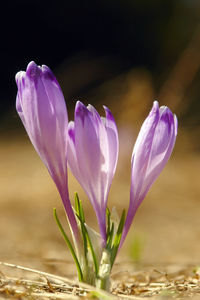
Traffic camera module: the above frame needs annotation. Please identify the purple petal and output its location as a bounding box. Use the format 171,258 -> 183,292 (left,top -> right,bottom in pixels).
67,121 -> 81,184
75,101 -> 101,185
67,101 -> 119,244
130,101 -> 160,202
120,101 -> 178,247
16,61 -> 79,241
103,106 -> 119,201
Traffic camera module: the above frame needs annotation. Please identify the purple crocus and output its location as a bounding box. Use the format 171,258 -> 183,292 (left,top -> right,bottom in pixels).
67,101 -> 119,245
121,101 -> 178,246
15,61 -> 79,243
15,62 -> 178,289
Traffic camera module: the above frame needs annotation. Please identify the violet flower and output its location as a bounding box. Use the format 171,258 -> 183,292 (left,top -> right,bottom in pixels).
67,101 -> 119,246
16,61 -> 178,290
15,61 -> 79,243
121,101 -> 178,246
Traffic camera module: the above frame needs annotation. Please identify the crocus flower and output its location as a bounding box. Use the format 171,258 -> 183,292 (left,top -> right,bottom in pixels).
121,101 -> 178,246
15,61 -> 79,243
15,62 -> 178,290
67,101 -> 119,245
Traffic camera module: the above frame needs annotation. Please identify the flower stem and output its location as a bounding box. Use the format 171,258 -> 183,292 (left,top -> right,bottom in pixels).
96,249 -> 111,292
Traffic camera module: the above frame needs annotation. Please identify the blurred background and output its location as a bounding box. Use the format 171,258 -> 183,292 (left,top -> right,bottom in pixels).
0,0 -> 200,277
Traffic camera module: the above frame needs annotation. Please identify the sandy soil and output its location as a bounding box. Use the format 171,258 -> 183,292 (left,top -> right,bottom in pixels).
0,128 -> 200,298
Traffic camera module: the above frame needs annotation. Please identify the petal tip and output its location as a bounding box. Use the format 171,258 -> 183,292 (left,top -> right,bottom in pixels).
87,103 -> 95,112
68,121 -> 75,143
152,100 -> 159,111
148,101 -> 160,119
75,101 -> 88,117
15,71 -> 25,85
103,105 -> 115,122
26,61 -> 41,79
41,64 -> 57,82
76,100 -> 84,108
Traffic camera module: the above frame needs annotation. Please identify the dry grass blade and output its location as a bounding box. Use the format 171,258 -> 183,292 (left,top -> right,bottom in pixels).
1,262 -> 200,299
31,292 -> 80,299
0,261 -> 118,299
0,261 -> 78,285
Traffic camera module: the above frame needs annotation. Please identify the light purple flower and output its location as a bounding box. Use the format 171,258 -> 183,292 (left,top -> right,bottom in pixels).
121,101 -> 178,246
67,101 -> 119,245
16,61 -> 79,241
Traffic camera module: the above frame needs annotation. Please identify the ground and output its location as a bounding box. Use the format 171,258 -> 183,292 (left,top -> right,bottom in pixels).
0,127 -> 200,299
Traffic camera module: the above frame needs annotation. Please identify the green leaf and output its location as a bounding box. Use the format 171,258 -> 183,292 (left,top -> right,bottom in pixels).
53,208 -> 83,282
75,192 -> 85,222
106,207 -> 111,237
106,222 -> 114,251
76,214 -> 99,276
74,193 -> 88,259
110,209 -> 126,268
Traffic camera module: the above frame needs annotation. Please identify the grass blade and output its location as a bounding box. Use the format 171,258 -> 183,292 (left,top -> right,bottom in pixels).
53,208 -> 83,282
106,222 -> 114,251
110,209 -> 126,268
76,214 -> 99,276
74,193 -> 88,258
106,207 -> 111,237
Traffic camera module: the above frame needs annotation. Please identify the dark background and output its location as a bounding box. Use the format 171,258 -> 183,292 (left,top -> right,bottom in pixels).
1,0 -> 200,133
